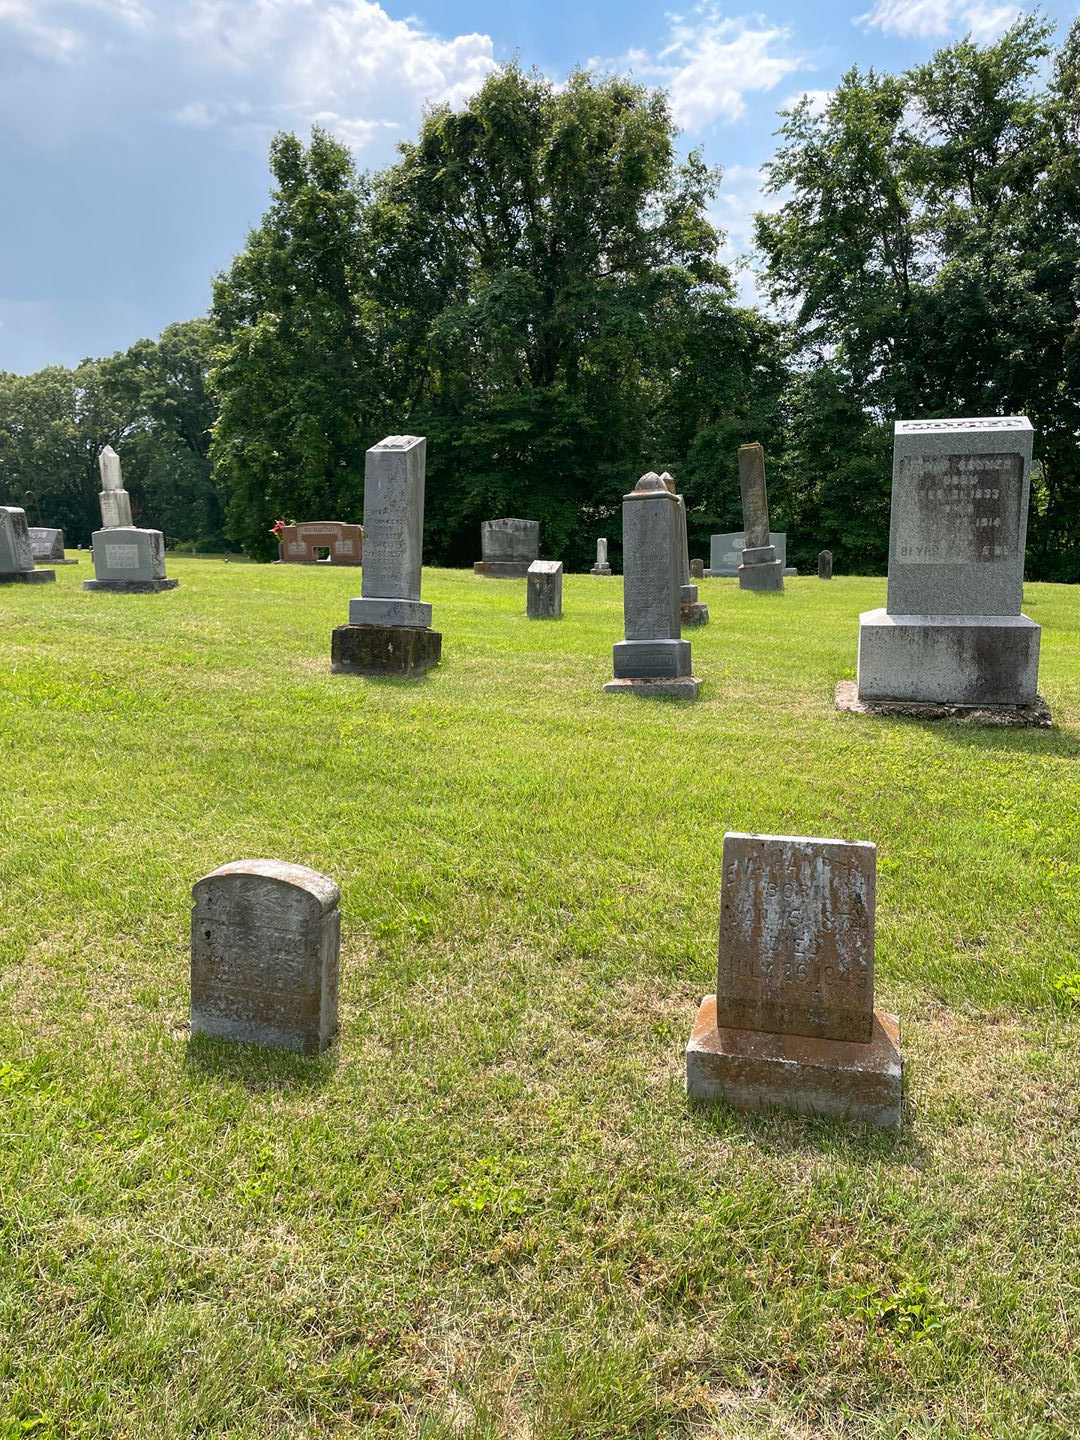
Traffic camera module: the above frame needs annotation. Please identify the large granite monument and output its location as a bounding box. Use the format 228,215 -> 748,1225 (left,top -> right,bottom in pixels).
85,446 -> 177,593
191,859 -> 340,1054
527,560 -> 563,618
0,507 -> 55,585
279,521 -> 362,566
737,445 -> 784,592
854,418 -> 1041,710
474,518 -> 539,578
604,472 -> 700,699
331,435 -> 441,677
30,528 -> 77,565
661,472 -> 709,627
686,833 -> 902,1129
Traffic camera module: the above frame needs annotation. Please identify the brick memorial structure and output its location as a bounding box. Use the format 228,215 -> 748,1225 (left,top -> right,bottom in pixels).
191,859 -> 340,1054
527,560 -> 563,618
737,444 -> 784,592
474,518 -> 539,578
604,472 -> 700,699
279,521 -> 363,566
849,417 -> 1044,718
30,528 -> 77,565
85,445 -> 177,593
0,507 -> 55,585
331,435 -> 441,677
686,832 -> 902,1129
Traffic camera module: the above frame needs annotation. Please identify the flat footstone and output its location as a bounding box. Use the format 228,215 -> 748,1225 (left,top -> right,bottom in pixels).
83,578 -> 179,593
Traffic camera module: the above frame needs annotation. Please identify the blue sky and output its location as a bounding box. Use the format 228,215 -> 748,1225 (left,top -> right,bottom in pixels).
1,0 -> 1076,373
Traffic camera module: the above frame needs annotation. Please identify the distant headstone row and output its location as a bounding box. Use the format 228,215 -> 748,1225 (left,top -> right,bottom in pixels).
0,507 -> 56,585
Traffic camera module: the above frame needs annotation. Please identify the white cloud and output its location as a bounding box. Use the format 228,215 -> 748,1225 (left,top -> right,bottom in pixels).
0,0 -> 81,60
781,87 -> 833,115
594,6 -> 805,130
858,0 -> 1021,41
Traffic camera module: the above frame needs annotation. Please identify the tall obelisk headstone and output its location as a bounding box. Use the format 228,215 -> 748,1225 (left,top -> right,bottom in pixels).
737,445 -> 783,592
686,832 -> 902,1129
331,435 -> 441,677
660,472 -> 708,627
0,507 -> 55,585
84,446 -> 177,593
854,417 -> 1041,710
603,472 -> 700,698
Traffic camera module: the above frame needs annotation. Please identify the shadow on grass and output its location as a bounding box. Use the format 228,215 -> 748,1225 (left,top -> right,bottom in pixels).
184,1033 -> 339,1092
932,718 -> 1080,758
686,1089 -> 926,1165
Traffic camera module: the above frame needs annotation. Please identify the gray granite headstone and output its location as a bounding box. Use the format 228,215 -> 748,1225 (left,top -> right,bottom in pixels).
690,558 -> 704,579
84,527 -> 177,591
349,435 -> 430,629
0,507 -> 55,585
475,518 -> 540,577
737,444 -> 783,591
857,418 -> 1041,706
527,559 -> 563,618
709,532 -> 787,576
98,445 -> 133,529
29,527 -> 75,563
191,859 -> 340,1055
818,550 -> 833,580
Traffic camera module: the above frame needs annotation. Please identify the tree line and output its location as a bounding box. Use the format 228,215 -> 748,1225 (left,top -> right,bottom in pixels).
1,15 -> 1077,579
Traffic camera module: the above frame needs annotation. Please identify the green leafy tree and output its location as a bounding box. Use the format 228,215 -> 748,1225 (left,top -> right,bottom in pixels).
210,130 -> 377,559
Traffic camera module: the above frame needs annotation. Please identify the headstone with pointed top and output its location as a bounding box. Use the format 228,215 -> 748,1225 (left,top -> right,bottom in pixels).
0,507 -> 55,585
737,445 -> 783,592
590,537 -> 612,576
660,471 -> 709,627
603,472 -> 700,698
98,446 -> 133,530
331,435 -> 441,676
686,832 -> 902,1128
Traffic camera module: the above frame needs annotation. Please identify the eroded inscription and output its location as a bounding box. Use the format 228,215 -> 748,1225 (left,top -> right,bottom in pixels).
895,453 -> 1022,565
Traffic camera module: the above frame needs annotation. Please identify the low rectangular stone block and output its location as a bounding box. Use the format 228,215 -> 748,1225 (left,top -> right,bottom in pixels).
709,531 -> 787,576
741,545 -> 776,566
0,569 -> 55,585
349,596 -> 432,629
738,560 -> 784,592
681,601 -> 709,627
331,623 -> 441,677
686,996 -> 902,1130
603,676 -> 701,699
527,559 -> 563,618
857,608 -> 1040,705
191,859 -> 340,1055
612,638 -> 690,679
83,578 -> 177,593
90,527 -> 169,584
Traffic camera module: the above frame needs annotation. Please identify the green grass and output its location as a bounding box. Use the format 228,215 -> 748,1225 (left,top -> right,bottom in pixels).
0,559 -> 1077,1439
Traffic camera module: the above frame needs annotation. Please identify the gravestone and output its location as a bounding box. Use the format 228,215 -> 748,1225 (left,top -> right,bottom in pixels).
84,527 -> 178,592
29,527 -> 77,565
707,531 -> 791,576
98,445 -> 133,529
686,832 -> 902,1128
854,417 -> 1041,709
279,521 -> 363,566
690,558 -> 704,579
527,560 -> 563,618
191,859 -> 340,1054
590,538 -> 612,576
737,445 -> 783,592
661,471 -> 709,628
0,507 -> 55,585
603,472 -> 700,699
474,518 -> 540,578
331,435 -> 441,676
818,550 -> 833,580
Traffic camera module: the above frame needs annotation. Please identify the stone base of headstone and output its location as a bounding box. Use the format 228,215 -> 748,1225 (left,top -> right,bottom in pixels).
0,569 -> 55,585
686,995 -> 902,1130
473,560 -> 532,579
41,558 -> 78,565
83,577 -> 178,593
834,679 -> 1051,728
331,623 -> 441,677
738,544 -> 784,591
611,637 -> 691,679
590,563 -> 613,576
856,609 -> 1040,706
680,602 -> 710,627
349,596 -> 432,628
603,675 -> 701,699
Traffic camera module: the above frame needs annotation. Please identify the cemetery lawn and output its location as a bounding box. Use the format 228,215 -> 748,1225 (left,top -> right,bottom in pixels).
2,558 -> 1079,1440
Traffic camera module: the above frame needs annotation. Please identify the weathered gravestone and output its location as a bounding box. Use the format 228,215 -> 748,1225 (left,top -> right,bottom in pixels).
331,435 -> 441,677
29,527 -> 77,565
191,859 -> 340,1054
98,445 -> 133,529
590,538 -> 612,576
86,446 -> 177,592
854,417 -> 1042,711
474,518 -> 540,578
279,521 -> 363,566
84,527 -> 178,592
527,560 -> 563,618
604,472 -> 700,698
661,472 -> 709,627
707,531 -> 790,577
818,550 -> 833,580
686,833 -> 902,1129
0,507 -> 55,585
690,558 -> 704,579
737,445 -> 784,592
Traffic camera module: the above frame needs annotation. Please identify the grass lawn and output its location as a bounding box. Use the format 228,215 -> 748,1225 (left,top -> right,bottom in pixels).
0,558 -> 1077,1439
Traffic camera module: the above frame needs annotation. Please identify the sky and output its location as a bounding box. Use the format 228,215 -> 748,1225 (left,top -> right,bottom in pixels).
1,0 -> 1077,373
